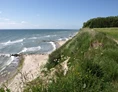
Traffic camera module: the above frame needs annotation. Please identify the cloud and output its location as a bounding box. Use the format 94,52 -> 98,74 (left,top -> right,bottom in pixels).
0,11 -> 2,14
21,21 -> 27,24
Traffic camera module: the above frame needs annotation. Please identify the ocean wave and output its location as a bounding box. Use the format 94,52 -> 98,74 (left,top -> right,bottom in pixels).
0,66 -> 6,73
44,35 -> 56,38
6,56 -> 15,66
58,38 -> 63,41
19,46 -> 41,53
48,42 -> 56,51
58,38 -> 68,41
0,55 -> 15,73
29,37 -> 37,39
0,54 -> 10,57
29,35 -> 56,40
1,38 -> 25,46
64,38 -> 68,41
44,35 -> 51,37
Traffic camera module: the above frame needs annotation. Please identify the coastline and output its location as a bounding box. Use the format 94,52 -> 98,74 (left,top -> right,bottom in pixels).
0,31 -> 78,91
5,40 -> 68,92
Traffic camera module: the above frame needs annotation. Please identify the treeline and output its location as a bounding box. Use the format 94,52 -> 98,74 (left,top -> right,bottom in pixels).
83,16 -> 118,28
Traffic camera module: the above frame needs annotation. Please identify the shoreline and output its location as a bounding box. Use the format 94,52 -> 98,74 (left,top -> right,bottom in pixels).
7,54 -> 49,92
0,31 -> 78,91
3,40 -> 67,92
0,55 -> 21,86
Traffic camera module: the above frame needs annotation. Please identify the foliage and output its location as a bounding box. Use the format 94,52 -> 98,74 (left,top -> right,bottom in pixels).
83,16 -> 118,28
0,88 -> 10,92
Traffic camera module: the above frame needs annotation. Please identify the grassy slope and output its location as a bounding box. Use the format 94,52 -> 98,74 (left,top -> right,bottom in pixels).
24,28 -> 118,92
94,28 -> 118,40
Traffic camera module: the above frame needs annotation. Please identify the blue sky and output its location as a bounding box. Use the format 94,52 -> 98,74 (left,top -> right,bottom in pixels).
0,0 -> 118,29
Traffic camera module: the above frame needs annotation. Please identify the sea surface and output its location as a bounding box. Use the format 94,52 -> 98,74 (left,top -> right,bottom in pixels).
0,29 -> 78,83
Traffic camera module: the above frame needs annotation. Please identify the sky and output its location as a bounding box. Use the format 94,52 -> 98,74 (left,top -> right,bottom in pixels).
0,0 -> 118,29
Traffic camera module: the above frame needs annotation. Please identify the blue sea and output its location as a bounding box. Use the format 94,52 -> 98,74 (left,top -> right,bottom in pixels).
0,29 -> 78,83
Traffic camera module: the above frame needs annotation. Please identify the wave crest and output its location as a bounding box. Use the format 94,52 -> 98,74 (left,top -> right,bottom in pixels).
49,42 -> 56,51
29,37 -> 37,39
1,38 -> 25,46
0,55 -> 15,72
19,46 -> 41,53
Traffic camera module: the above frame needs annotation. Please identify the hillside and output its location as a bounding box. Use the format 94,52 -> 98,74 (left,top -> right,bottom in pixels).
24,28 -> 118,92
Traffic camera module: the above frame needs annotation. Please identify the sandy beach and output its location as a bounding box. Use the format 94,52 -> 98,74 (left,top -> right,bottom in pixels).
7,54 -> 48,92
57,40 -> 67,47
4,40 -> 67,92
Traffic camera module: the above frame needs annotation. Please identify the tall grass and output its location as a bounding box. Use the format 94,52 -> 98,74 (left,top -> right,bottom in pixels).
24,28 -> 118,91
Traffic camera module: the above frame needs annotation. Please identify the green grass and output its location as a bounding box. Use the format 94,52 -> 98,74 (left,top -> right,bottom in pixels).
94,28 -> 118,40
0,88 -> 10,92
17,55 -> 24,70
23,28 -> 118,92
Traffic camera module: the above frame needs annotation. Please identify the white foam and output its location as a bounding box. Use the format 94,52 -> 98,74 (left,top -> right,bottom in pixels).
58,38 -> 68,41
64,38 -> 68,41
0,54 -> 10,57
19,46 -> 41,53
58,38 -> 62,41
29,35 -> 56,40
44,35 -> 56,38
1,38 -> 25,46
0,56 -> 15,73
6,56 -> 15,66
29,37 -> 37,39
45,35 -> 51,37
0,66 -> 6,73
49,42 -> 56,51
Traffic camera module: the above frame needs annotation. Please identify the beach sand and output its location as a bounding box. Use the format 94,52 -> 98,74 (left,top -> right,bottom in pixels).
5,40 -> 67,92
57,40 -> 67,47
7,54 -> 48,92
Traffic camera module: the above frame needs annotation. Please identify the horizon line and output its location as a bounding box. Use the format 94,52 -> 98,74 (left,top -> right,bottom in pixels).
0,28 -> 80,30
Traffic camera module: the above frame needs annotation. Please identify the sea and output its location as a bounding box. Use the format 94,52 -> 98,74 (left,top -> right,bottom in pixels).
0,29 -> 78,83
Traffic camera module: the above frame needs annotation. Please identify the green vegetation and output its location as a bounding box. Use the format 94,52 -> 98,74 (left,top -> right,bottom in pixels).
24,28 -> 118,92
17,55 -> 24,70
0,88 -> 10,92
94,28 -> 118,40
83,16 -> 118,28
